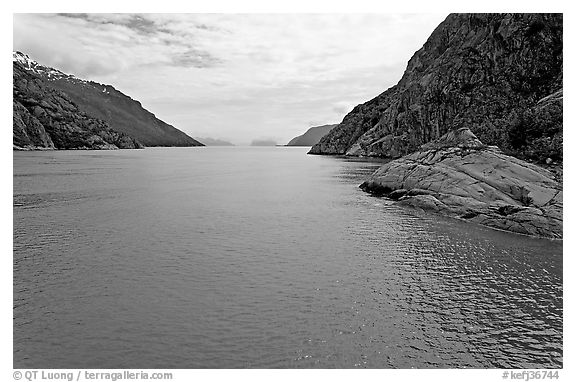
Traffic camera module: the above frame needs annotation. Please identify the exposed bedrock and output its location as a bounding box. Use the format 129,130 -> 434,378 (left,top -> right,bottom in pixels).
360,128 -> 562,238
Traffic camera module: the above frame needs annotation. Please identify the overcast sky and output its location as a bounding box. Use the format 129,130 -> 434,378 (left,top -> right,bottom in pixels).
13,13 -> 448,145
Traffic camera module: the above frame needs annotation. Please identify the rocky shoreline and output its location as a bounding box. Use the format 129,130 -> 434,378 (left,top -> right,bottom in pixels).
360,128 -> 562,239
306,13 -> 563,239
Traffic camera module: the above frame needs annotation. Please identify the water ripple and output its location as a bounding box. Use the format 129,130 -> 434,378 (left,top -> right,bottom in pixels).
13,148 -> 562,368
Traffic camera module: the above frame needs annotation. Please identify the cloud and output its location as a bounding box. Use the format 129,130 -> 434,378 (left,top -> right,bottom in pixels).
171,48 -> 221,68
13,13 -> 223,76
13,13 -> 449,144
332,101 -> 356,116
57,13 -> 158,35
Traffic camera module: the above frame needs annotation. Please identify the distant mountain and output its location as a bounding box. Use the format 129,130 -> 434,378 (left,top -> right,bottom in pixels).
13,61 -> 141,150
13,51 -> 203,148
195,137 -> 234,146
251,139 -> 277,146
287,124 -> 337,146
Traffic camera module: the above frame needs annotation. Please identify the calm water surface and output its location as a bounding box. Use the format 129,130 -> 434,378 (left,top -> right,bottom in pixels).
13,147 -> 562,368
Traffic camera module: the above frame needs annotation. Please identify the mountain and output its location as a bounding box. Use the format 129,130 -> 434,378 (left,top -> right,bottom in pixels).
287,124 -> 337,146
13,61 -> 141,150
13,52 -> 203,148
195,137 -> 234,146
309,14 -> 562,165
251,139 -> 277,146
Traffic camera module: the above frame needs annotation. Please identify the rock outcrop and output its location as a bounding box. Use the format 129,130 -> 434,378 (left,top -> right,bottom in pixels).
310,14 -> 562,165
13,100 -> 55,150
13,62 -> 142,150
360,128 -> 562,238
13,51 -> 203,148
287,124 -> 338,146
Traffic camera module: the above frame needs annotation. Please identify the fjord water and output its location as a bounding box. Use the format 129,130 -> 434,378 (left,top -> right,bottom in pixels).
13,147 -> 562,368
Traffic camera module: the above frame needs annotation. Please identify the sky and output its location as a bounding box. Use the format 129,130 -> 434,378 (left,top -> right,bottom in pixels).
13,13 -> 448,145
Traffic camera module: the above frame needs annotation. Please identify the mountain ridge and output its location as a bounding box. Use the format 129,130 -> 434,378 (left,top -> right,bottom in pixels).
13,51 -> 203,148
309,13 -> 562,165
13,61 -> 142,150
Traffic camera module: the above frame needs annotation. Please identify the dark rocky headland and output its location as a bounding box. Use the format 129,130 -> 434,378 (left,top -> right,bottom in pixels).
13,62 -> 141,150
13,52 -> 203,150
311,13 -> 562,238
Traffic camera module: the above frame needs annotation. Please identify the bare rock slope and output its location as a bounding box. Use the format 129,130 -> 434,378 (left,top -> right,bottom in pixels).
310,14 -> 562,165
360,128 -> 562,238
13,51 -> 203,148
13,62 -> 141,150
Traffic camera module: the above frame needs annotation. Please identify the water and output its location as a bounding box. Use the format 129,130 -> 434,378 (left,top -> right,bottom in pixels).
13,147 -> 562,369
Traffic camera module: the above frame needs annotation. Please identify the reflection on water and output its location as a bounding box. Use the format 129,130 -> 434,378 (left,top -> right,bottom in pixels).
13,147 -> 562,368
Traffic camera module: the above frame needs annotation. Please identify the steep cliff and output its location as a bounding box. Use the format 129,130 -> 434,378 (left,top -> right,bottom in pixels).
13,62 -> 142,150
287,124 -> 338,146
13,52 -> 203,148
310,13 -> 562,164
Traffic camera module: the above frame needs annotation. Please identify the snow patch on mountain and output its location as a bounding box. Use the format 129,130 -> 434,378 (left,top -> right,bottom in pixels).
13,51 -> 88,83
